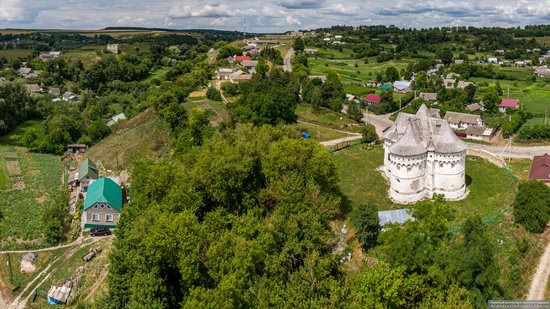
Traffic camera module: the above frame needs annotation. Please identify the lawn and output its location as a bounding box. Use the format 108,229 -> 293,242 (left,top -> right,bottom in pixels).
334,145 -> 517,224
0,49 -> 33,60
287,122 -> 352,142
0,146 -> 63,249
64,46 -> 103,68
0,120 -> 43,146
296,104 -> 360,132
142,67 -> 169,83
507,159 -> 532,181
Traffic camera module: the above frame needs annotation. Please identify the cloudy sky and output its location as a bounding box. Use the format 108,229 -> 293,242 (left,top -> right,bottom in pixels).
1,0 -> 550,32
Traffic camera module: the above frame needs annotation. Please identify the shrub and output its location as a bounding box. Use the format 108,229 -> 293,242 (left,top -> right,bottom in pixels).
206,87 -> 222,101
361,124 -> 378,144
351,203 -> 380,250
513,180 -> 550,233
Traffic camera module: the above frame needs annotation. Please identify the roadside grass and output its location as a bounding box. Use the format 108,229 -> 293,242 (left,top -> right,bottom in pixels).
85,108 -> 170,173
507,159 -> 532,181
0,146 -> 63,249
287,122 -> 352,142
296,104 -> 359,132
0,120 -> 43,146
0,49 -> 33,60
333,145 -> 517,224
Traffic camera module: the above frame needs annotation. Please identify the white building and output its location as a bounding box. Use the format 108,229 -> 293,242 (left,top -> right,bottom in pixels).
383,105 -> 467,203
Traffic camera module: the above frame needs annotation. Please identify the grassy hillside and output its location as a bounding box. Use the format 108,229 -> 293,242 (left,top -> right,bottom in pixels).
85,108 -> 170,173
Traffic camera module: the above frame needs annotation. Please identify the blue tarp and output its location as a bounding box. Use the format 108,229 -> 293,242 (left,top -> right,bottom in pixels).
301,132 -> 311,139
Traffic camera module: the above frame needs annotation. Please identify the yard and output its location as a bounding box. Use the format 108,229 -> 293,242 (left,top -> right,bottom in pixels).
296,104 -> 360,132
334,145 -> 517,224
0,146 -> 63,249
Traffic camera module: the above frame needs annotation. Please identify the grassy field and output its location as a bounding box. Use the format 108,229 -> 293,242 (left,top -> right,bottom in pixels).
296,104 -> 360,132
63,46 -> 103,68
288,122 -> 352,142
0,120 -> 43,146
185,97 -> 231,125
85,107 -> 170,173
507,159 -> 532,181
0,146 -> 63,249
473,78 -> 550,114
334,145 -> 517,224
0,49 -> 33,60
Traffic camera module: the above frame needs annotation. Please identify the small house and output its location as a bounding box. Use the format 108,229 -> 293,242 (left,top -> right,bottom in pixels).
48,87 -> 61,96
107,113 -> 126,127
83,178 -> 123,229
229,71 -> 252,83
497,98 -> 519,112
466,103 -> 483,112
304,48 -> 317,54
63,91 -> 80,102
25,84 -> 44,94
18,67 -> 33,77
444,112 -> 483,129
528,154 -> 550,186
419,92 -> 437,102
365,93 -> 381,105
488,57 -> 499,64
241,60 -> 258,72
380,84 -> 393,91
67,144 -> 87,154
79,158 -> 98,192
465,126 -> 486,140
393,80 -> 412,93
234,55 -> 251,63
457,81 -> 474,89
308,75 -> 327,83
107,44 -> 120,54
216,68 -> 235,80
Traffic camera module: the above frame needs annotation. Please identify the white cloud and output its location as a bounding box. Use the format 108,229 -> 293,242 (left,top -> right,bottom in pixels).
0,0 -> 29,21
286,15 -> 302,25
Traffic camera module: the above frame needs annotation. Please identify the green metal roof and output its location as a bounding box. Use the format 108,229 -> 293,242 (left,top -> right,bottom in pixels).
380,84 -> 393,90
84,178 -> 122,211
79,158 -> 98,181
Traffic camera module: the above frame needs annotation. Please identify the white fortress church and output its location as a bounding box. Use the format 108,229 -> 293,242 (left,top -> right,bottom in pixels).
383,105 -> 467,203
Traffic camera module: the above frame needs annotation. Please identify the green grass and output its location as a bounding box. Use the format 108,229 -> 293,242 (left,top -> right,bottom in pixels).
0,49 -> 33,60
142,67 -> 169,83
184,98 -> 231,124
507,159 -> 532,181
86,108 -> 170,172
473,79 -> 550,114
296,104 -> 359,132
334,145 -> 517,224
287,122 -> 352,142
0,120 -> 43,146
0,146 -> 63,249
63,47 -> 102,68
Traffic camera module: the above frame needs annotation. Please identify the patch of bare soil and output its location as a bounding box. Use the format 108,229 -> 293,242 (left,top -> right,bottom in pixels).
3,153 -> 17,160
5,161 -> 21,177
189,88 -> 207,98
20,261 -> 36,273
35,194 -> 47,204
11,178 -> 25,191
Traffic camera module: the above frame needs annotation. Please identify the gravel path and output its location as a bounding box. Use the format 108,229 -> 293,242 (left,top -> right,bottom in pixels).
527,237 -> 550,300
283,48 -> 294,72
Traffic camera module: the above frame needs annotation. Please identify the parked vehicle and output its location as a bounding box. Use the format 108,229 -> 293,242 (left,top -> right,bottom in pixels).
89,227 -> 111,236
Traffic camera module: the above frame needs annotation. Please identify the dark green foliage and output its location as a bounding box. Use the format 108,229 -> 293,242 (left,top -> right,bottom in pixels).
351,203 -> 379,249
221,82 -> 240,95
0,82 -> 36,134
517,124 -> 550,141
216,45 -> 242,60
346,101 -> 363,121
259,47 -> 283,64
206,87 -> 222,101
501,111 -> 525,138
108,125 -> 344,308
360,124 -> 378,144
42,189 -> 69,245
293,38 -> 305,51
436,48 -> 454,66
513,180 -> 550,233
385,66 -> 399,82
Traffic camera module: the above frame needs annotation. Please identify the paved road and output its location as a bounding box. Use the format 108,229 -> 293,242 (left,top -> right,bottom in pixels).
283,48 -> 294,72
362,112 -> 393,136
528,237 -> 550,300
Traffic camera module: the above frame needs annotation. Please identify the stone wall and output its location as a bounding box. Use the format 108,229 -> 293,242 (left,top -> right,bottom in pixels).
466,148 -> 506,168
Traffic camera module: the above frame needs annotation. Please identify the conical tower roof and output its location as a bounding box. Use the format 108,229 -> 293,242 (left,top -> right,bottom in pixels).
432,120 -> 467,153
389,120 -> 426,156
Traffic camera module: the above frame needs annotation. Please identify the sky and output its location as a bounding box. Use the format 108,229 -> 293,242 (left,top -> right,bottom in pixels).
1,0 -> 550,32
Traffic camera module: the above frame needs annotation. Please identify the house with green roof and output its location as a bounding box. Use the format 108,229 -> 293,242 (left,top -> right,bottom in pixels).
78,158 -> 98,192
83,178 -> 122,228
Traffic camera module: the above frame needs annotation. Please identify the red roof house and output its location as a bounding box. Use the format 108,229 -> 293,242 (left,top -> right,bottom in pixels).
365,93 -> 382,104
497,98 -> 519,111
528,154 -> 550,185
234,55 -> 251,62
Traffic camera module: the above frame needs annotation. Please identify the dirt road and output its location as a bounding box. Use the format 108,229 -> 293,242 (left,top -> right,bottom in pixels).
527,236 -> 550,300
283,48 -> 294,72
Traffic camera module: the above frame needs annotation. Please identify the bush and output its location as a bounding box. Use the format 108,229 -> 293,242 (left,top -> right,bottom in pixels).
361,124 -> 378,144
513,180 -> 550,233
206,87 -> 222,101
221,82 -> 240,96
347,101 -> 363,121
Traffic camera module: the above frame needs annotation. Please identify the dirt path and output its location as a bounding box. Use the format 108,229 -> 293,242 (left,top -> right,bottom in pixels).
527,237 -> 550,300
283,48 -> 294,72
0,236 -> 100,254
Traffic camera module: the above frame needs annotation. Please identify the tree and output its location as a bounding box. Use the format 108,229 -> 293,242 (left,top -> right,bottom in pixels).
436,48 -> 454,66
42,189 -> 69,245
293,38 -> 305,52
513,180 -> 550,233
206,87 -> 222,101
255,57 -> 269,77
351,203 -> 380,249
481,88 -> 500,114
360,124 -> 378,144
385,66 -> 399,82
347,101 -> 363,121
414,70 -> 428,90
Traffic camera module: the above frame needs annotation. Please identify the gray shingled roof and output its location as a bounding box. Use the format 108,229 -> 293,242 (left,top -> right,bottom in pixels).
444,111 -> 482,125
384,104 -> 467,155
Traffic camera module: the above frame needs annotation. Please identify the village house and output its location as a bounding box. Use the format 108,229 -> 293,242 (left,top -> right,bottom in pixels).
107,113 -> 126,127
229,71 -> 252,83
18,67 -> 40,78
216,68 -> 235,80
234,55 -> 251,63
393,80 -> 412,93
25,84 -> 44,94
419,92 -> 437,102
465,126 -> 486,140
466,103 -> 483,112
67,144 -> 88,154
528,154 -> 550,186
444,111 -> 483,129
79,158 -> 99,192
365,93 -> 381,105
48,87 -> 61,96
457,81 -> 474,90
241,60 -> 258,72
63,91 -> 80,102
495,49 -> 505,55
454,59 -> 464,65
534,66 -> 550,78
83,178 -> 123,229
443,78 -> 456,89
39,51 -> 62,60
497,98 -> 520,112
304,48 -> 317,54
488,57 -> 499,64
106,44 -> 120,54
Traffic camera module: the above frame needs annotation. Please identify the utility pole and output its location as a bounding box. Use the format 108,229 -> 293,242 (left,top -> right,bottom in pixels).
507,85 -> 510,98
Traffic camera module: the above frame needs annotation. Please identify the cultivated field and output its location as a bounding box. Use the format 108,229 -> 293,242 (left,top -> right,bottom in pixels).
0,146 -> 63,249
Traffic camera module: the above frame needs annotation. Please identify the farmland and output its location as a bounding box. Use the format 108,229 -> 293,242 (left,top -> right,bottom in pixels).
0,49 -> 33,60
0,145 -> 63,250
